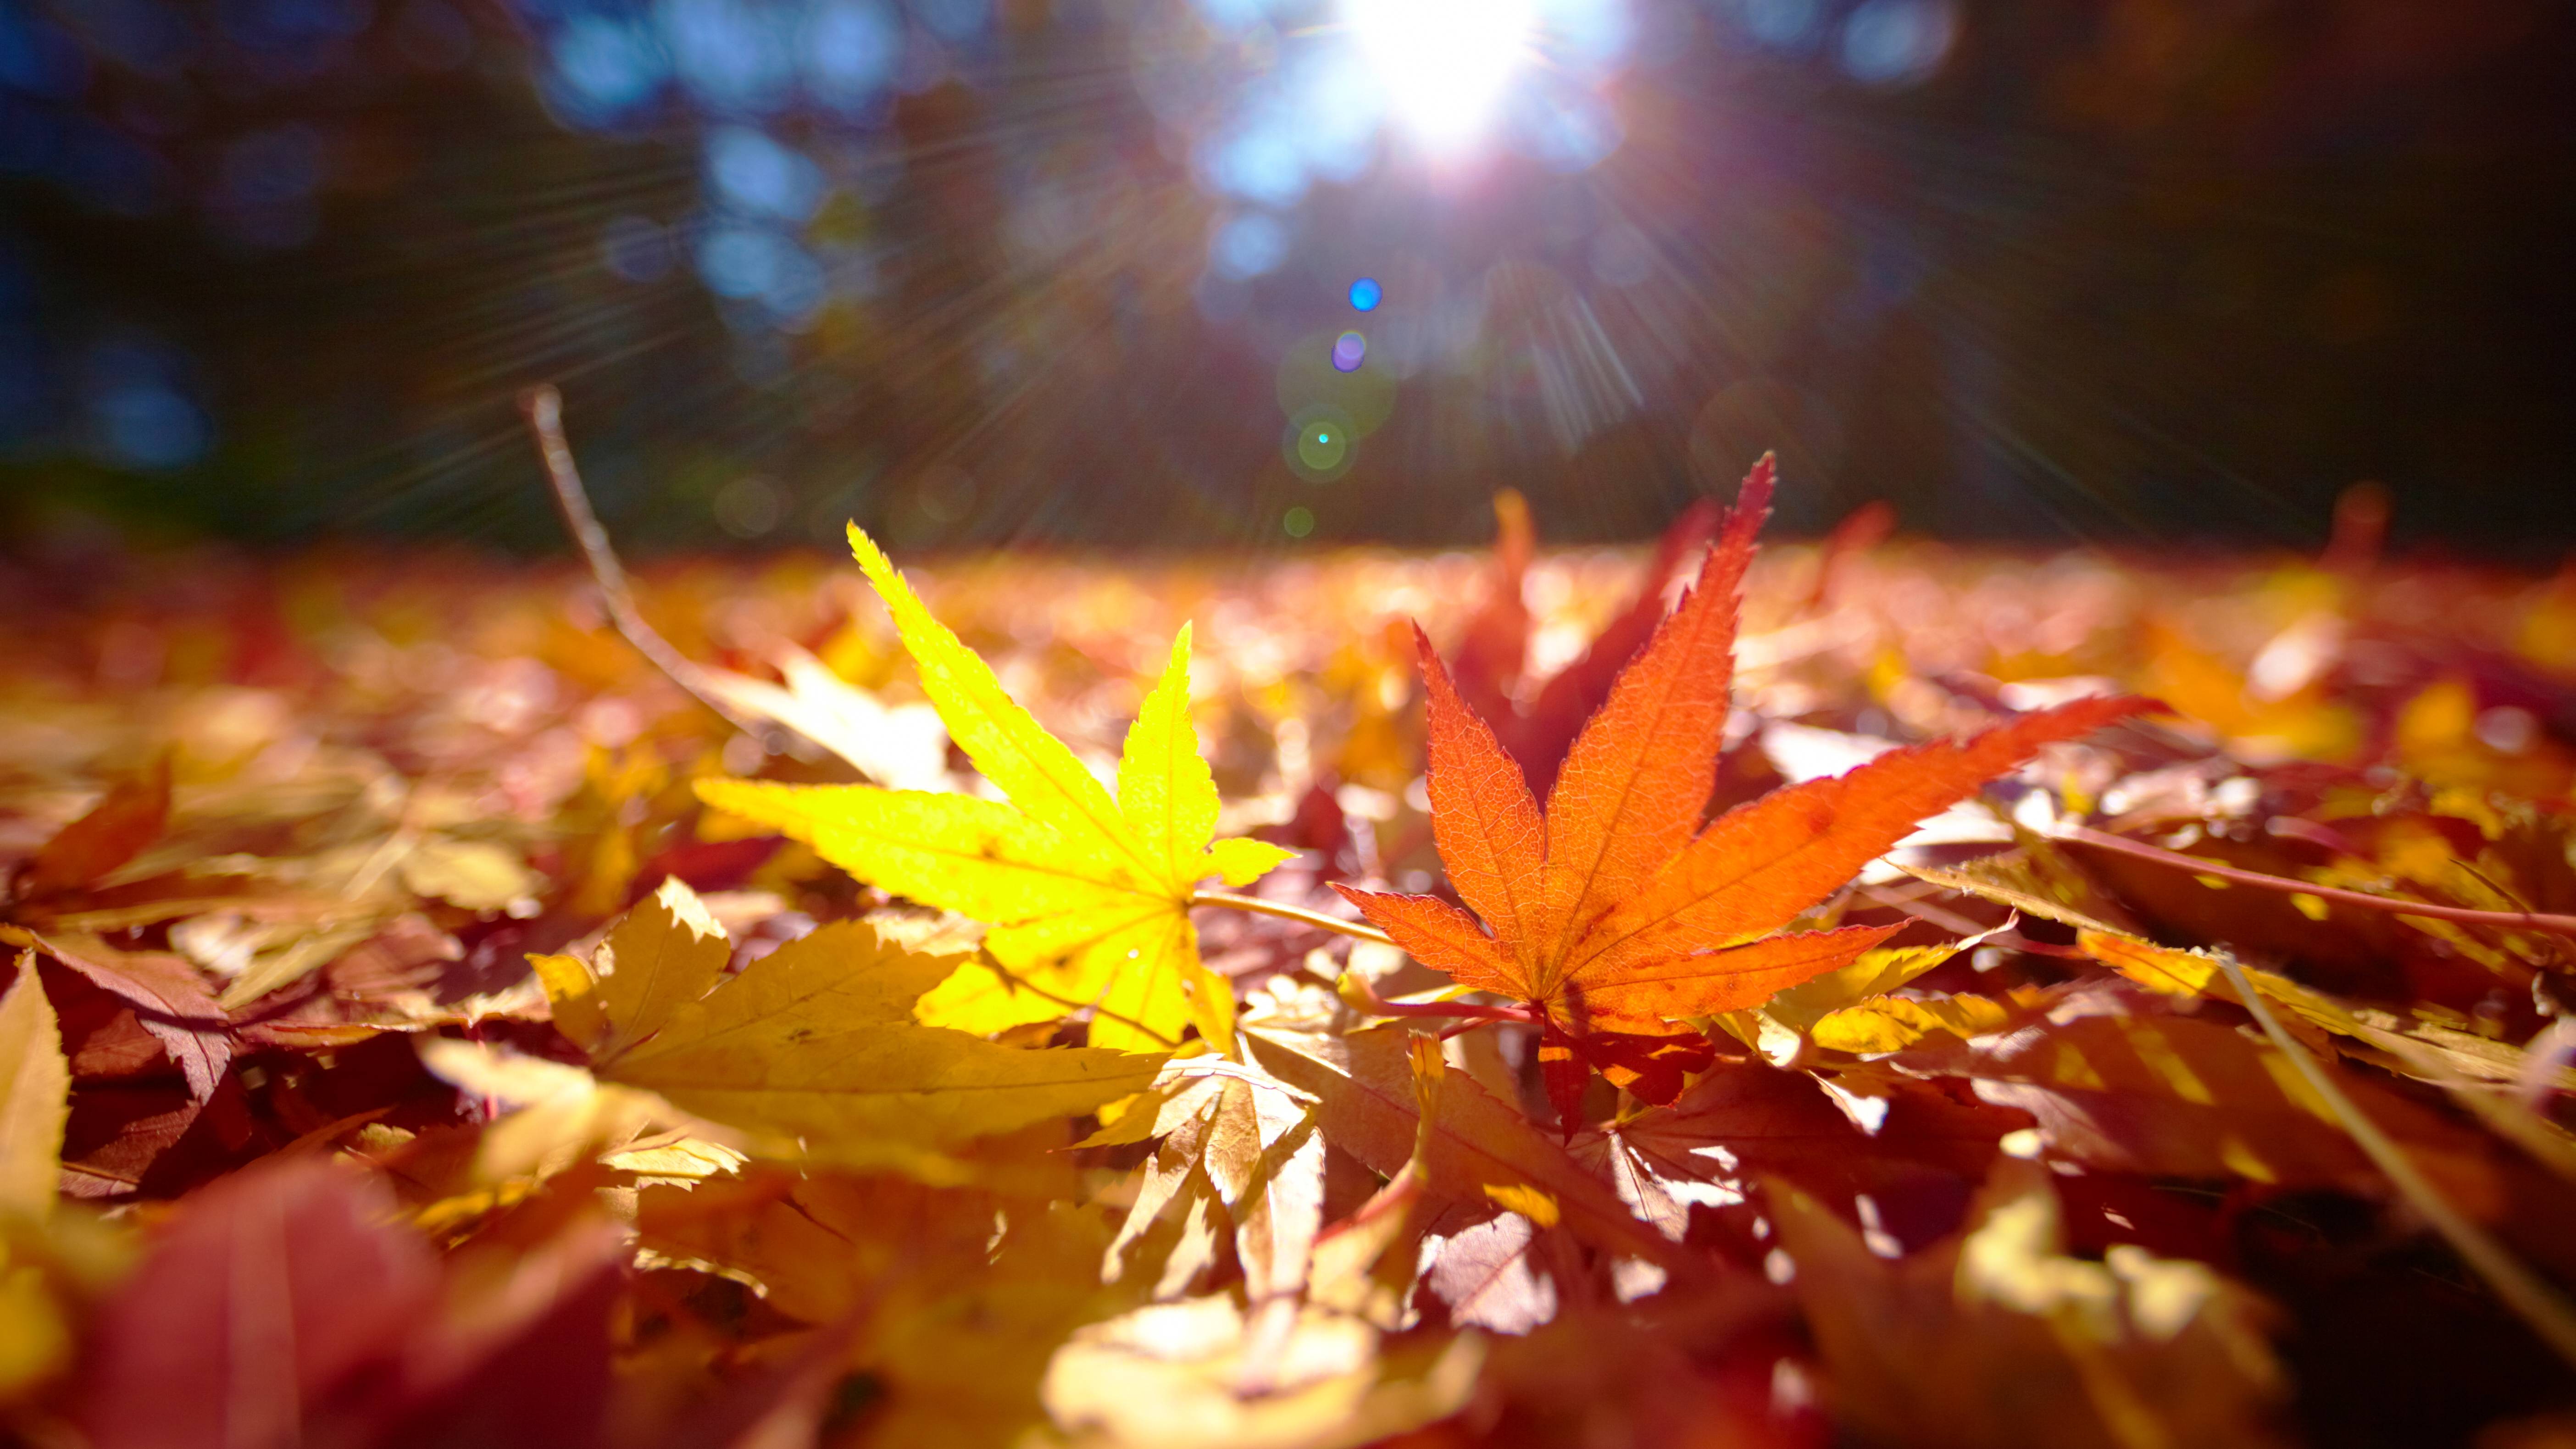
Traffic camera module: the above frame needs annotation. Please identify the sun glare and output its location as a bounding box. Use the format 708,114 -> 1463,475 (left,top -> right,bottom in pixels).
1345,0 -> 1538,154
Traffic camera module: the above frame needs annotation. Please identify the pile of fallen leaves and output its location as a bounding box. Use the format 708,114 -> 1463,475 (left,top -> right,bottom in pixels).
6,464 -> 2576,1449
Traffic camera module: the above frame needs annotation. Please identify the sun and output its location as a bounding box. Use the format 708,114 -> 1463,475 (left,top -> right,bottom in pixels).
1344,0 -> 1538,154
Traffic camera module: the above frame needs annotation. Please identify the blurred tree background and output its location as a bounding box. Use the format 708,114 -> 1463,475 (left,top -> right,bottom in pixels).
0,0 -> 2567,553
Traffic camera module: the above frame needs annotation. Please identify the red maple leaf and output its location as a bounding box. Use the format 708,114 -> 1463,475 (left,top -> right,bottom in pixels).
1337,456 -> 2149,1132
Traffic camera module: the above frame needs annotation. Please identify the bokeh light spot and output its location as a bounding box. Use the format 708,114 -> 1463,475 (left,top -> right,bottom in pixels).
705,125 -> 826,222
1282,505 -> 1315,538
1838,0 -> 1957,85
803,0 -> 899,111
1349,277 -> 1381,311
1331,330 -> 1367,372
93,384 -> 207,470
661,0 -> 798,116
1210,212 -> 1290,279
714,475 -> 784,537
1737,0 -> 1822,50
551,17 -> 665,118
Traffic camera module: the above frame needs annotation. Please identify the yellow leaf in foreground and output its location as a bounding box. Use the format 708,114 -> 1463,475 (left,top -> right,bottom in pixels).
533,884 -> 1166,1162
1039,1295 -> 1482,1449
638,1167 -> 1126,1448
700,530 -> 1292,1051
0,954 -> 69,1221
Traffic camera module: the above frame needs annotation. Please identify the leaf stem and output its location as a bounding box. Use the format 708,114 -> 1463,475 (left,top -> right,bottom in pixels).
2053,824 -> 2576,940
2213,950 -> 2576,1371
1190,889 -> 1394,946
1375,999 -> 1535,1024
1332,971 -> 1537,1025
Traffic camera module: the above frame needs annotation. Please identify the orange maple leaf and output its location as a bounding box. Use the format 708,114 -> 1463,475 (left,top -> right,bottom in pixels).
1336,456 -> 2149,1132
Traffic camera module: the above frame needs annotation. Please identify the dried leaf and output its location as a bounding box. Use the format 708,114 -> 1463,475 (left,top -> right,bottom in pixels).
1039,1295 -> 1482,1449
0,954 -> 69,1219
1773,1157 -> 2288,1449
16,756 -> 170,901
541,885 -> 1168,1161
1243,1022 -> 1686,1272
2,927 -> 231,1099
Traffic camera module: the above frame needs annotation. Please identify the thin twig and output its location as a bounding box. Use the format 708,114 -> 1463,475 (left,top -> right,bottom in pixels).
518,384 -> 781,747
1191,889 -> 1394,946
2214,949 -> 2576,1371
2053,823 -> 2576,939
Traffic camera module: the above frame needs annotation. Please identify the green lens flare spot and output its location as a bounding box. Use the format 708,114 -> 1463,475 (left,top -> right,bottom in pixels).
1283,506 -> 1316,538
1282,406 -> 1357,482
1298,426 -> 1344,471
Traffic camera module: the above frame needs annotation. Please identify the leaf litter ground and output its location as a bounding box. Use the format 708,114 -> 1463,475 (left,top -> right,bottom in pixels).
5,477 -> 2576,1448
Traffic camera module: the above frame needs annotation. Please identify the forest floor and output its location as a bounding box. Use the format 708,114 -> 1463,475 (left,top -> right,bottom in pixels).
4,509 -> 2576,1449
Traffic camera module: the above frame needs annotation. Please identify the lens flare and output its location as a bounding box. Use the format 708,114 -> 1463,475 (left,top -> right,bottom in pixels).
1344,0 -> 1536,153
1285,406 -> 1357,480
1331,330 -> 1367,371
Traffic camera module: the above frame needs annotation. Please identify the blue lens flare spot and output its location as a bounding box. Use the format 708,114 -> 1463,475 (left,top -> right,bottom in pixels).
1331,330 -> 1367,372
1349,277 -> 1381,311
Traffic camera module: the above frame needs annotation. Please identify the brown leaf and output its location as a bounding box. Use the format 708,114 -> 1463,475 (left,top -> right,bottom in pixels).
1582,1058 -> 2021,1248
1242,1022 -> 1688,1274
1895,983 -> 2501,1205
14,755 -> 170,901
1772,1157 -> 2289,1449
3,927 -> 231,1099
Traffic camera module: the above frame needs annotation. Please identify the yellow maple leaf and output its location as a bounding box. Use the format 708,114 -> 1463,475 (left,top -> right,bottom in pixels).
531,881 -> 1167,1162
696,526 -> 1294,1052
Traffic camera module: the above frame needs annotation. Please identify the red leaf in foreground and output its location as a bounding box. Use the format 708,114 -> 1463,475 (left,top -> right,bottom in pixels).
1341,456 -> 2149,1133
75,1158 -> 441,1449
73,1155 -> 623,1449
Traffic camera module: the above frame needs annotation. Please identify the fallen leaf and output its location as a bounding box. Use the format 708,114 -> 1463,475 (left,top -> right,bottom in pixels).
396,834 -> 543,914
538,882 -> 1169,1161
1450,491 -> 1724,800
1772,1156 -> 2289,1449
1582,1057 -> 2019,1245
1243,1022 -> 1685,1272
0,927 -> 230,1100
1039,1294 -> 1481,1449
699,528 -> 1294,1051
71,1156 -> 443,1449
1338,458 -> 2147,1127
0,954 -> 68,1219
13,756 -> 170,902
643,1166 -> 1138,1447
698,644 -> 952,792
1893,983 -> 2505,1207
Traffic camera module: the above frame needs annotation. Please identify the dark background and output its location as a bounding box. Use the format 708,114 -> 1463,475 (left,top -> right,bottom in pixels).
1,0 -> 2570,555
